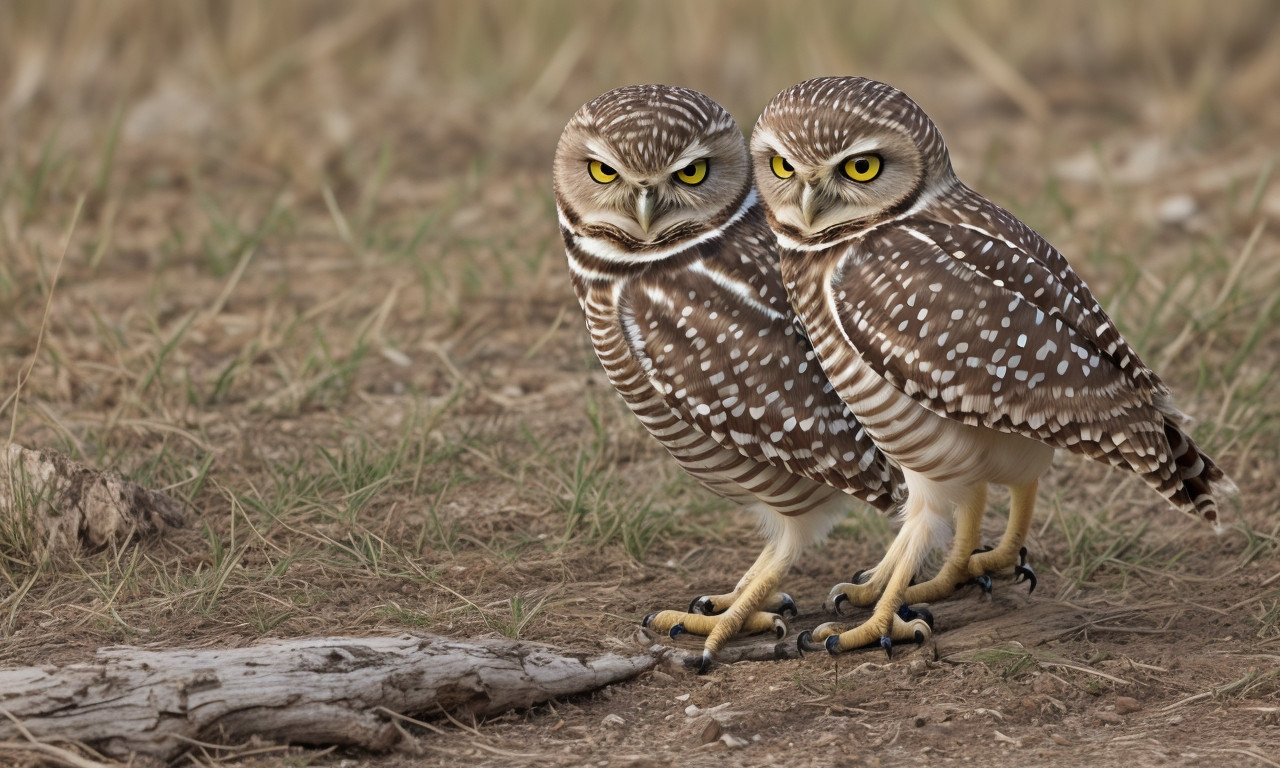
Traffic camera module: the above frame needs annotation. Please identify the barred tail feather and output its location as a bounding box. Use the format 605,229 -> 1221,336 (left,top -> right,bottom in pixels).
1161,416 -> 1237,530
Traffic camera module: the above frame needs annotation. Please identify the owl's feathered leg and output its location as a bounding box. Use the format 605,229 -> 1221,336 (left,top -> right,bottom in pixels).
968,481 -> 1038,592
898,484 -> 987,603
804,479 -> 984,655
825,486 -> 985,610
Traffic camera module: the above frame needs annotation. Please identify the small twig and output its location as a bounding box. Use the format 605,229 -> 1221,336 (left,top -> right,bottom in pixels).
0,742 -> 117,768
386,707 -> 550,760
169,732 -> 292,755
1216,747 -> 1280,768
0,707 -> 117,768
1157,691 -> 1212,713
375,707 -> 451,737
1082,625 -> 1172,635
1037,661 -> 1133,686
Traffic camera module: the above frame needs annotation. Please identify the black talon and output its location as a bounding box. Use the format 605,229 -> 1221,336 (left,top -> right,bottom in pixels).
825,635 -> 841,656
832,592 -> 853,616
695,649 -> 713,675
669,623 -> 686,639
897,603 -> 934,630
1014,564 -> 1038,594
1018,546 -> 1029,566
975,574 -> 993,595
850,569 -> 870,585
778,594 -> 798,619
689,596 -> 716,615
642,612 -> 658,628
880,635 -> 893,658
797,630 -> 818,655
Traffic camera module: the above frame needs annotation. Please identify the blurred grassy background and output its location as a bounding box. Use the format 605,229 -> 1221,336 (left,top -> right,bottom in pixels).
3,1 -> 1278,180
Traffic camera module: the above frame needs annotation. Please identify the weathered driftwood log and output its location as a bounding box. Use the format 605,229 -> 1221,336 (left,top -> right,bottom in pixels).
0,634 -> 657,762
0,443 -> 186,552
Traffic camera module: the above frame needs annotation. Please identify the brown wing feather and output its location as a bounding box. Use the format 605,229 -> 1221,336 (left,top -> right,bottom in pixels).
927,189 -> 1165,393
828,223 -> 1173,480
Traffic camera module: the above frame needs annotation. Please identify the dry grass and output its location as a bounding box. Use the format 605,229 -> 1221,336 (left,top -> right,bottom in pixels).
2,1 -> 1279,766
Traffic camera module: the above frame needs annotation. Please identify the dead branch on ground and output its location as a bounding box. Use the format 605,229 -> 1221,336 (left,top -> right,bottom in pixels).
0,633 -> 657,762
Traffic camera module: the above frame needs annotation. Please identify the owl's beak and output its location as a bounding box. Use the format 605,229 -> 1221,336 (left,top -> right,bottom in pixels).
635,189 -> 654,235
800,183 -> 819,228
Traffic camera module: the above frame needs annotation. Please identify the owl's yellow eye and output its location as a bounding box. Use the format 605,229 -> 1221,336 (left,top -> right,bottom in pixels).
589,160 -> 618,184
673,159 -> 708,185
771,156 -> 795,179
841,154 -> 882,182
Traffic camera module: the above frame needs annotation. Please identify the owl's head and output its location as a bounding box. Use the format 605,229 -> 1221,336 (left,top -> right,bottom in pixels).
750,76 -> 956,246
554,85 -> 751,252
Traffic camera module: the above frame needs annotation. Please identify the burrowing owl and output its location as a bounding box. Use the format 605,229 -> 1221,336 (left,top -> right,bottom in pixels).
750,76 -> 1236,655
553,85 -> 931,671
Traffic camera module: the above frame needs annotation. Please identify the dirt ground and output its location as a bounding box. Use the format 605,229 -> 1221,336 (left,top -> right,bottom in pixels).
2,3 -> 1279,767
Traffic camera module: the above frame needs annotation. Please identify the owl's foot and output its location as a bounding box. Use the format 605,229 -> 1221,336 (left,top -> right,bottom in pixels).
830,516 -> 982,612
643,609 -> 787,673
965,545 -> 1036,594
690,591 -> 797,618
967,481 -> 1040,594
641,546 -> 793,674
826,569 -> 881,614
797,604 -> 933,657
807,481 -> 988,657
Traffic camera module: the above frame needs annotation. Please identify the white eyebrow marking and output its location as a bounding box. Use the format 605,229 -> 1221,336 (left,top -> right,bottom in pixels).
687,261 -> 787,323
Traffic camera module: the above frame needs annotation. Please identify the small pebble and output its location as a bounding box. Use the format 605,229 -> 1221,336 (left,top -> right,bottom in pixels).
1158,194 -> 1196,224
1097,710 -> 1124,725
1114,696 -> 1142,715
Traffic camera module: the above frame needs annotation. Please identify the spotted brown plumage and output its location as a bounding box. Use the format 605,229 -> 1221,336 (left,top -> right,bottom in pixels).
751,76 -> 1236,655
553,85 -> 922,671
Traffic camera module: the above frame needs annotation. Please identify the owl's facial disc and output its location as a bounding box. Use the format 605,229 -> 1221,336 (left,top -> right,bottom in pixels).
749,76 -> 961,245
752,130 -> 922,240
553,85 -> 750,254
